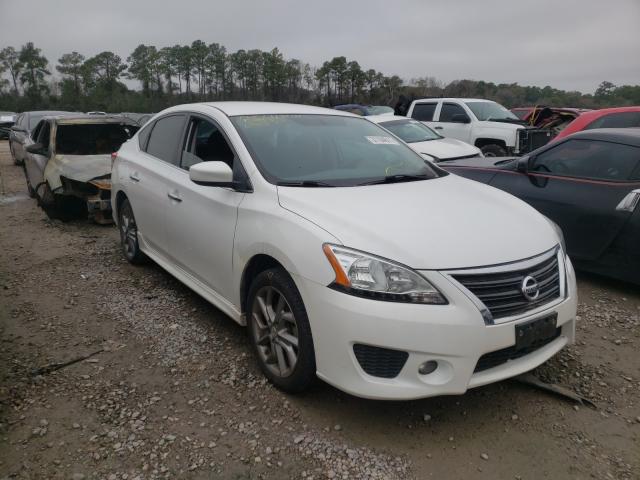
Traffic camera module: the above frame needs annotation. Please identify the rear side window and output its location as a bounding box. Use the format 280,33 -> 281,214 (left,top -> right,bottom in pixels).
532,139 -> 640,181
137,122 -> 153,150
145,115 -> 186,165
439,103 -> 467,122
585,112 -> 640,130
411,103 -> 437,121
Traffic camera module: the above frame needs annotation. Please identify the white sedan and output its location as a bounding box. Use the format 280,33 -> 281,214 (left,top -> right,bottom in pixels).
111,102 -> 577,400
367,114 -> 483,162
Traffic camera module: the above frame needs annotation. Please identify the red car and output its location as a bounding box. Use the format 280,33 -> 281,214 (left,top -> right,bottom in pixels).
553,106 -> 640,141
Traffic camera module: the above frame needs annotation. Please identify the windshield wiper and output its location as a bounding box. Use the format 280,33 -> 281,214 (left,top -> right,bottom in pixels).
357,174 -> 431,186
277,180 -> 336,187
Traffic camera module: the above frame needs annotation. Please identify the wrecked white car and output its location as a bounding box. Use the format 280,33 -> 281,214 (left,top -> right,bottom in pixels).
23,115 -> 139,223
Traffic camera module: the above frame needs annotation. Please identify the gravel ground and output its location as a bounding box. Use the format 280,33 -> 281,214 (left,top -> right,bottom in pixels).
0,141 -> 638,479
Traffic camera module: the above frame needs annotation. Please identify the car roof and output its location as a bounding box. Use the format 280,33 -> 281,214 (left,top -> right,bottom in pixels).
574,106 -> 640,120
179,101 -> 356,117
49,114 -> 138,125
412,98 -> 492,103
567,127 -> 640,146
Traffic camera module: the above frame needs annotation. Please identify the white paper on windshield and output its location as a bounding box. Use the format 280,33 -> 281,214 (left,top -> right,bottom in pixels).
365,136 -> 400,145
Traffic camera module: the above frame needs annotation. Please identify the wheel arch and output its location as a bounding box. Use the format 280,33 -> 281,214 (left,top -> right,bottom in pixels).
240,254 -> 288,315
114,190 -> 128,223
474,137 -> 507,149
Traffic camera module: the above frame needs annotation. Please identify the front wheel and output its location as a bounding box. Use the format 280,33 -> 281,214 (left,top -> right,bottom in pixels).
480,143 -> 507,157
247,268 -> 316,393
118,197 -> 146,264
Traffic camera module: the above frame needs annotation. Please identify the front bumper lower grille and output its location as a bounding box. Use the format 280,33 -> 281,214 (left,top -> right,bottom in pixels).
452,251 -> 561,321
353,344 -> 408,379
474,327 -> 561,372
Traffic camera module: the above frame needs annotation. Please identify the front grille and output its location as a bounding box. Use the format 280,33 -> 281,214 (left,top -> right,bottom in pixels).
452,252 -> 561,320
353,344 -> 408,378
474,327 -> 561,372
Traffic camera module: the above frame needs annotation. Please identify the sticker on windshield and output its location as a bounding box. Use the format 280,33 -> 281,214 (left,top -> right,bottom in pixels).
365,136 -> 400,145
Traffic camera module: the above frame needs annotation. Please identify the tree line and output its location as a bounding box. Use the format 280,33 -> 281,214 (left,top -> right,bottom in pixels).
1,41 -> 639,114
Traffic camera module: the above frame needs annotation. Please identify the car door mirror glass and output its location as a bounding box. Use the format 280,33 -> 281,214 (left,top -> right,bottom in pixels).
451,113 -> 471,124
189,161 -> 234,187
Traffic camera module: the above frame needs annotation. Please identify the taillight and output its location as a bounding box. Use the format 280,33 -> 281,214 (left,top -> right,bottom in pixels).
111,152 -> 118,168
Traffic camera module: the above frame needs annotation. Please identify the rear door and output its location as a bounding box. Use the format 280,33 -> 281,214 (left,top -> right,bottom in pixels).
124,114 -> 187,257
163,113 -> 246,303
409,102 -> 439,130
490,138 -> 640,261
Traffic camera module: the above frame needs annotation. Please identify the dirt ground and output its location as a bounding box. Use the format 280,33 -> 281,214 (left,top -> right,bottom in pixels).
0,140 -> 638,480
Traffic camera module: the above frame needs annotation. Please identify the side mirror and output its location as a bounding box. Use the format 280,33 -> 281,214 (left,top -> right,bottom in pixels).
516,156 -> 530,173
11,125 -> 27,133
451,113 -> 471,124
189,161 -> 234,187
26,143 -> 48,156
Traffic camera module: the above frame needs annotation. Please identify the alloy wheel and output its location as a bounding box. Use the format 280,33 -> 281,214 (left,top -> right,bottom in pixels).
250,286 -> 299,377
120,203 -> 138,259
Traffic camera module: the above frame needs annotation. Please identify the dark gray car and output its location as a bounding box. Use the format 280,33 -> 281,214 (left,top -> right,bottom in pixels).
9,111 -> 75,165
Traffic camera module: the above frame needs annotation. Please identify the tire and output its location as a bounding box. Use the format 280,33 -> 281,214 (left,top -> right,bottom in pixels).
22,165 -> 36,198
480,143 -> 508,157
118,197 -> 147,264
247,267 -> 316,393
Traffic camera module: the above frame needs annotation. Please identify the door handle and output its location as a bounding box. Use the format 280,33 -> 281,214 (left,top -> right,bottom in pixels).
434,126 -> 443,130
616,189 -> 640,212
129,173 -> 140,182
167,192 -> 182,202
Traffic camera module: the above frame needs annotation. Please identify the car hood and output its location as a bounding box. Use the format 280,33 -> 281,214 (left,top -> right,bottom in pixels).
277,174 -> 557,270
44,154 -> 112,191
408,137 -> 480,160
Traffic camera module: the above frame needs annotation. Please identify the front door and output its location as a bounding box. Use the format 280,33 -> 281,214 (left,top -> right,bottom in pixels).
434,103 -> 472,143
163,114 -> 246,303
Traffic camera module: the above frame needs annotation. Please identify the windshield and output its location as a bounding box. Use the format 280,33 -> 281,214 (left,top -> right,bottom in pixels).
379,119 -> 441,143
465,101 -> 519,121
55,123 -> 139,155
366,106 -> 394,115
231,114 -> 440,186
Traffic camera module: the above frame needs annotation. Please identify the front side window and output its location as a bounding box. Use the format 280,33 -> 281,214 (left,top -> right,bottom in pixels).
379,119 -> 441,143
231,114 -> 440,186
181,117 -> 235,170
585,112 -> 640,130
465,101 -> 519,121
410,103 -> 437,121
145,114 -> 186,165
531,139 -> 640,181
439,103 -> 468,122
55,123 -> 138,155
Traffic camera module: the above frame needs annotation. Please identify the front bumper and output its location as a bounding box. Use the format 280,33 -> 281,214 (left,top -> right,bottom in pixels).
294,256 -> 577,400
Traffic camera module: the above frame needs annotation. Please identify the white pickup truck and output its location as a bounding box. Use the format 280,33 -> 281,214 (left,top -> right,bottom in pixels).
405,98 -> 552,156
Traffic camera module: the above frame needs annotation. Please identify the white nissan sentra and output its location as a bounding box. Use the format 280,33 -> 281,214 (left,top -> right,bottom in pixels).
111,102 -> 577,400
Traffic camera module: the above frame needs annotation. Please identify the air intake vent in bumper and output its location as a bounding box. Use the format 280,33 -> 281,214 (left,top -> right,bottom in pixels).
353,344 -> 408,378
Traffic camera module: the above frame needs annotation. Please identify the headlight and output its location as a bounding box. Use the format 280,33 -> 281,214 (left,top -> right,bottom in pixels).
322,244 -> 446,304
545,217 -> 566,253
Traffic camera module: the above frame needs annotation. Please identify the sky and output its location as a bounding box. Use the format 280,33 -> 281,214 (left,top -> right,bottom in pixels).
1,0 -> 639,94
